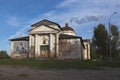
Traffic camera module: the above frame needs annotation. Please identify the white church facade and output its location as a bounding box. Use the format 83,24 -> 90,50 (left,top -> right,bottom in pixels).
10,19 -> 90,60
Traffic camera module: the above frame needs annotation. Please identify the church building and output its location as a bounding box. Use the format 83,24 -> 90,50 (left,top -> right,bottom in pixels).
10,19 -> 90,60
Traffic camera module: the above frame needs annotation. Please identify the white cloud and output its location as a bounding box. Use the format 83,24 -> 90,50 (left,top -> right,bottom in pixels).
6,16 -> 20,27
88,29 -> 92,33
9,0 -> 120,38
9,25 -> 30,39
57,0 -> 120,15
56,0 -> 78,8
57,0 -> 120,8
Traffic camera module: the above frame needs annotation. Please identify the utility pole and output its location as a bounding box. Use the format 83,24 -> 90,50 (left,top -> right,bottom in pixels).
109,12 -> 117,61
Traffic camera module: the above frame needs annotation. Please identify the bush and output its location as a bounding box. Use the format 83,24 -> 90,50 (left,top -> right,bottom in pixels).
0,50 -> 10,59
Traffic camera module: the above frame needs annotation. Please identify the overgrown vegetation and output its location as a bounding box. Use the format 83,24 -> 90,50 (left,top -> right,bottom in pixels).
0,50 -> 10,59
0,59 -> 120,69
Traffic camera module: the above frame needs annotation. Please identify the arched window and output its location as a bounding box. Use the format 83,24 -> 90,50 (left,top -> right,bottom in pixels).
43,36 -> 47,44
43,39 -> 46,44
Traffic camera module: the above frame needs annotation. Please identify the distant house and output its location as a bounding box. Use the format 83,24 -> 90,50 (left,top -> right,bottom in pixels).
10,19 -> 90,60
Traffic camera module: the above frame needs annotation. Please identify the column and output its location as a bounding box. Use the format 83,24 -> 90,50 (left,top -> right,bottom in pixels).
49,34 -> 52,53
29,35 -> 34,58
35,34 -> 38,58
55,33 -> 59,57
29,35 -> 31,58
88,44 -> 91,59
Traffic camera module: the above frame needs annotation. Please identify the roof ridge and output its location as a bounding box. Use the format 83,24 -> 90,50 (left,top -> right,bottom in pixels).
31,19 -> 62,30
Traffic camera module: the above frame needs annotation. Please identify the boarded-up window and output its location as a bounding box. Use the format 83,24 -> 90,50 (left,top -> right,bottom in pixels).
40,45 -> 49,57
40,45 -> 49,51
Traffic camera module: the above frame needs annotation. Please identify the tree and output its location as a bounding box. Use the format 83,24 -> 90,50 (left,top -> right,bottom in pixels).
0,50 -> 10,59
92,24 -> 109,60
90,43 -> 96,59
111,25 -> 120,59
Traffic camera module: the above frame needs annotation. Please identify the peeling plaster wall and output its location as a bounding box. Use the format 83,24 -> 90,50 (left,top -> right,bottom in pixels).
11,41 -> 28,58
59,39 -> 82,59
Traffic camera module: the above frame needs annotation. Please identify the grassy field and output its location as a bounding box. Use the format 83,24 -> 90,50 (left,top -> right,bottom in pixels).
0,59 -> 120,69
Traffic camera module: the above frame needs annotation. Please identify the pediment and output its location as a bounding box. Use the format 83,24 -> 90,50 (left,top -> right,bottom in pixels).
31,19 -> 62,30
29,25 -> 59,33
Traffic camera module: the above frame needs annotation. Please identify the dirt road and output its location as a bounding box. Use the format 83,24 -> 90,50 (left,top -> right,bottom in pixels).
0,66 -> 120,80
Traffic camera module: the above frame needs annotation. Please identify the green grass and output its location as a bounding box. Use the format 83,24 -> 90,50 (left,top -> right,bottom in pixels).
0,59 -> 120,69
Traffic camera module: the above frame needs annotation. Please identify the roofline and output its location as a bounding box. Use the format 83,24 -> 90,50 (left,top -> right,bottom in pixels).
28,24 -> 61,32
59,37 -> 85,48
31,19 -> 62,30
9,36 -> 29,41
80,37 -> 85,48
83,39 -> 91,43
59,34 -> 85,48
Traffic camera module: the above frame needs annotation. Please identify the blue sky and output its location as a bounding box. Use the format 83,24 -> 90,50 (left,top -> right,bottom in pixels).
0,0 -> 120,54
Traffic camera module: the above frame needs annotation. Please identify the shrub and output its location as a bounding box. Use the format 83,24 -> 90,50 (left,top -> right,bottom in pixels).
0,50 -> 10,59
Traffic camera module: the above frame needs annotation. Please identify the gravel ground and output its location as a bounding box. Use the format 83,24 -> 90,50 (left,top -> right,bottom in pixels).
0,66 -> 120,80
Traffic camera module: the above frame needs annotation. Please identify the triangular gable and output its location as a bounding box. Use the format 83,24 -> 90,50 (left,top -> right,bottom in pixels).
29,24 -> 60,32
31,19 -> 62,30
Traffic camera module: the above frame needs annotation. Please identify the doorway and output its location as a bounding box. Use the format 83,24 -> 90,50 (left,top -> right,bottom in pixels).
40,45 -> 49,57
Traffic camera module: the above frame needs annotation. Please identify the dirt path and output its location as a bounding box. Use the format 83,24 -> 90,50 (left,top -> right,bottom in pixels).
0,66 -> 120,80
